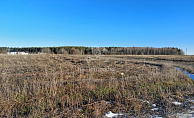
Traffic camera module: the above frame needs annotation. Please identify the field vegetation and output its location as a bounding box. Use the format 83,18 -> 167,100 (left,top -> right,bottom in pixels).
0,54 -> 193,117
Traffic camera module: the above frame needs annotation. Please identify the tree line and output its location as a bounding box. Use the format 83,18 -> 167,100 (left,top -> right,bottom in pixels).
0,46 -> 184,55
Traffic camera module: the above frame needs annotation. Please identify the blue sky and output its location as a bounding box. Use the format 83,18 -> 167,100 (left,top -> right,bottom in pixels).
0,0 -> 194,54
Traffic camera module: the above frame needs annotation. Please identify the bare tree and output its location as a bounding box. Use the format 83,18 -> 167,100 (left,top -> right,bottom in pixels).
42,47 -> 51,54
58,48 -> 68,55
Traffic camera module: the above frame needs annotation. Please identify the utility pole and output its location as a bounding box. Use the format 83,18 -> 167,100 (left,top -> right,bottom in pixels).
186,48 -> 187,55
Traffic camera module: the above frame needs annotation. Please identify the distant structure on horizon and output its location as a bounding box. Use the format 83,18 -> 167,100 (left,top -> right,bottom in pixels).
7,52 -> 29,55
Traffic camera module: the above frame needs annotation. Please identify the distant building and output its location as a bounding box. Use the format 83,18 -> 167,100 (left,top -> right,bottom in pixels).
7,52 -> 17,55
18,52 -> 28,55
7,52 -> 28,55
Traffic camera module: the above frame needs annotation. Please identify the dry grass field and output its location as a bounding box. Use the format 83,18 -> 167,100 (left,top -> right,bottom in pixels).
0,54 -> 193,117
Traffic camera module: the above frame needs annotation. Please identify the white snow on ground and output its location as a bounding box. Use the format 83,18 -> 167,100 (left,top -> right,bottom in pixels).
152,104 -> 156,107
150,115 -> 164,118
151,108 -> 159,111
103,111 -> 123,118
172,102 -> 182,106
175,113 -> 194,118
140,99 -> 149,104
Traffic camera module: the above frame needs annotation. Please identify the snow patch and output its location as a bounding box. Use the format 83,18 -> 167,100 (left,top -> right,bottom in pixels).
151,108 -> 159,111
172,102 -> 182,106
141,99 -> 149,104
152,104 -> 156,107
103,111 -> 123,118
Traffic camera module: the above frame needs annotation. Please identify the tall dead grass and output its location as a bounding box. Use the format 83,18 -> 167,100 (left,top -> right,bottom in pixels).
0,55 -> 193,117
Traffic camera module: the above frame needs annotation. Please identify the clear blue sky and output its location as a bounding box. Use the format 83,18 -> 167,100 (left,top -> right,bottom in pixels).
0,0 -> 194,54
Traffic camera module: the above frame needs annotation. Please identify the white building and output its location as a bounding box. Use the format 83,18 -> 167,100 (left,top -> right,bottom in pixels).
18,52 -> 28,55
7,52 -> 17,55
7,52 -> 28,55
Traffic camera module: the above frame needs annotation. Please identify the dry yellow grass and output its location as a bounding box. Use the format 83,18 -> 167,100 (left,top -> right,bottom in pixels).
0,54 -> 193,117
